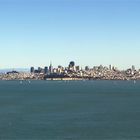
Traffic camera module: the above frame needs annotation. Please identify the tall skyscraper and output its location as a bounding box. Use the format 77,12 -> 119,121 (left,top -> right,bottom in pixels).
132,65 -> 135,71
44,66 -> 49,74
30,67 -> 34,73
85,66 -> 89,71
49,62 -> 53,73
69,61 -> 75,68
109,65 -> 112,70
69,61 -> 75,71
38,67 -> 42,73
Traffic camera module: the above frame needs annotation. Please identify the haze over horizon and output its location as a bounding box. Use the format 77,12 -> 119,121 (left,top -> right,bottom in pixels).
0,0 -> 140,69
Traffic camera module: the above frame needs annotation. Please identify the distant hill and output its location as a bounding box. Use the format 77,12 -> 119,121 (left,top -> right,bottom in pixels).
0,68 -> 29,73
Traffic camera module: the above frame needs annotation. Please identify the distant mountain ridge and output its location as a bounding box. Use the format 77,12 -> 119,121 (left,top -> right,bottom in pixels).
0,68 -> 29,73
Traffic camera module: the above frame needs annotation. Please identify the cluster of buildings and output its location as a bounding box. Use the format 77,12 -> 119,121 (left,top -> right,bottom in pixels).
29,61 -> 140,80
30,61 -> 82,80
0,72 -> 33,80
30,61 -> 81,74
0,61 -> 140,80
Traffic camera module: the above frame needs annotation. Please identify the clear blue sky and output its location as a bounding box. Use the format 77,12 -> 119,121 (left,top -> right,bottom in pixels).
0,0 -> 140,69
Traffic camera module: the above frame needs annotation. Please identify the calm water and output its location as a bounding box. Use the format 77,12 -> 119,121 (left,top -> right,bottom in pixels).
0,80 -> 140,140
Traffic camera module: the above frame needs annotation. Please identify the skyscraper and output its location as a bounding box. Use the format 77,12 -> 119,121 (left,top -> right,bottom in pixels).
69,61 -> 75,71
109,65 -> 112,70
69,61 -> 75,68
30,67 -> 34,73
132,65 -> 135,72
49,62 -> 53,73
85,66 -> 89,71
44,66 -> 49,74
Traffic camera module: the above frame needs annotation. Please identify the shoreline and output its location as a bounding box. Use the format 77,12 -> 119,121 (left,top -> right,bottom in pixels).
1,71 -> 140,81
0,78 -> 139,81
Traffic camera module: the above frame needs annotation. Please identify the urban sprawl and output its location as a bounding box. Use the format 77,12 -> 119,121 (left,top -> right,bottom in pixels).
0,61 -> 140,80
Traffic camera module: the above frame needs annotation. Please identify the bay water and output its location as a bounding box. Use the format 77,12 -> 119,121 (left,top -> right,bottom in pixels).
0,80 -> 140,140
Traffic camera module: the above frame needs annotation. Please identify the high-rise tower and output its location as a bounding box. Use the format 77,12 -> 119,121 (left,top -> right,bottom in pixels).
49,62 -> 53,73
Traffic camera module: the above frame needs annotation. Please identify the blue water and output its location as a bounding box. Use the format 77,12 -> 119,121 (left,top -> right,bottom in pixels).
0,80 -> 140,140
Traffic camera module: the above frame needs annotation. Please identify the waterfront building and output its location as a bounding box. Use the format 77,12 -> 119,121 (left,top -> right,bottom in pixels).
57,66 -> 63,74
53,68 -> 57,73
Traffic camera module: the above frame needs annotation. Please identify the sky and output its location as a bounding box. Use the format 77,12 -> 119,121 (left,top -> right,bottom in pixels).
0,0 -> 140,69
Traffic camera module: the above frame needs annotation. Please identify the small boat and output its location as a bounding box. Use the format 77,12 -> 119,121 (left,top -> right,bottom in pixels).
134,80 -> 136,84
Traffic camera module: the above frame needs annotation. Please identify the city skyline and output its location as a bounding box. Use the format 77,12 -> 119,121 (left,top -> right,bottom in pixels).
0,61 -> 138,72
0,0 -> 140,69
0,60 -> 140,81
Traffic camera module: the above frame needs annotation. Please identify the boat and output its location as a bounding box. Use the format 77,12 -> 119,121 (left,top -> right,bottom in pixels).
134,80 -> 136,84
